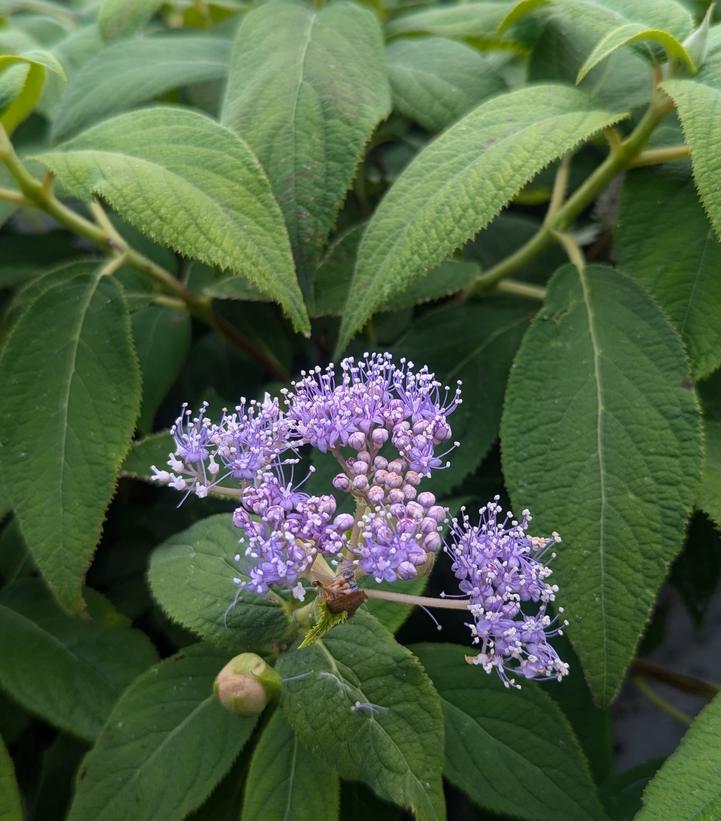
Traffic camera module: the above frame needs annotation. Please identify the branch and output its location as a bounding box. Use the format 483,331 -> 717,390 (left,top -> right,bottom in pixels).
628,144 -> 690,168
466,93 -> 675,296
0,126 -> 290,381
632,659 -> 720,699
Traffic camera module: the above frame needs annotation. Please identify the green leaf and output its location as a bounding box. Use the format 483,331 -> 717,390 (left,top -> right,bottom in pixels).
147,514 -> 291,652
699,419 -> 721,530
221,1 -> 391,297
67,643 -> 258,821
97,0 -> 164,41
386,37 -> 507,132
336,85 -> 625,352
600,759 -> 663,821
0,578 -> 158,741
0,264 -> 141,612
413,643 -> 606,821
616,165 -> 721,379
35,107 -> 310,335
577,24 -> 696,83
121,431 -> 173,481
276,612 -> 445,821
386,1 -> 510,43
662,47 -> 721,242
241,711 -> 339,821
0,733 -> 22,821
0,49 -> 65,134
52,34 -> 232,140
395,297 -> 536,494
501,264 -> 702,704
501,0 -> 694,40
131,304 -> 191,435
637,692 -> 721,819
506,0 -> 693,108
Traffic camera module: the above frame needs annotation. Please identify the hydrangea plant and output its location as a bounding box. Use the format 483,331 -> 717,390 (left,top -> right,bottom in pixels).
0,0 -> 720,819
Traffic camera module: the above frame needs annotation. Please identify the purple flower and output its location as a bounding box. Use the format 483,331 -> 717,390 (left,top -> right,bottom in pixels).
355,496 -> 446,583
445,497 -> 569,688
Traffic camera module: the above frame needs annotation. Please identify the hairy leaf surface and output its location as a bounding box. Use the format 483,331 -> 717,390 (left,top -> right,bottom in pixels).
0,578 -> 157,741
617,165 -> 721,379
501,265 -> 702,704
67,644 -> 257,821
222,1 -> 390,296
148,514 -> 291,651
700,419 -> 721,531
277,613 -> 445,821
0,264 -> 140,612
36,107 -> 309,334
52,35 -> 232,139
242,711 -> 339,821
98,0 -> 164,41
386,37 -> 507,132
337,85 -> 625,351
414,643 -> 606,820
637,692 -> 721,819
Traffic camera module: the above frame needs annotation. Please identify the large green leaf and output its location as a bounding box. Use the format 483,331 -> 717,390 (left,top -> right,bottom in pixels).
395,297 -> 537,494
0,264 -> 141,612
386,37 -> 507,132
0,733 -> 22,821
0,578 -> 158,741
242,711 -> 339,821
616,165 -> 721,379
67,643 -> 257,821
52,34 -> 232,139
699,419 -> 721,530
148,514 -> 291,652
131,304 -> 191,435
277,613 -> 445,821
221,1 -> 390,297
336,85 -> 625,351
663,39 -> 721,243
386,2 -> 510,42
637,692 -> 721,819
35,107 -> 310,334
502,0 -> 694,40
501,264 -> 702,704
413,643 -> 606,821
97,0 -> 164,41
509,0 -> 693,109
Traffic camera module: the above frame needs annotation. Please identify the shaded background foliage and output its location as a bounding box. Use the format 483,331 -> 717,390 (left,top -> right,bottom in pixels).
0,0 -> 720,819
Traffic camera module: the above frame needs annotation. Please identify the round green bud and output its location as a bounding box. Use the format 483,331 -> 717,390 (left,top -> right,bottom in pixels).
213,653 -> 282,717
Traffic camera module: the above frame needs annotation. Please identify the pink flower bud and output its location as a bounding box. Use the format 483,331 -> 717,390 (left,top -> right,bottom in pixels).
368,485 -> 385,504
214,653 -> 282,717
373,456 -> 388,470
352,475 -> 369,491
388,488 -> 404,504
348,432 -> 366,451
371,428 -> 389,447
332,473 -> 350,491
417,491 -> 436,509
334,513 -> 355,531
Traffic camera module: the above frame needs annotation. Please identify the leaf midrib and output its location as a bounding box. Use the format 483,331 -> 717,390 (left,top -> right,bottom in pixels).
577,266 -> 609,698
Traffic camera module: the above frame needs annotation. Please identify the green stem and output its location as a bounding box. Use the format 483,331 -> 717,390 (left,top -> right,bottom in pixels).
495,279 -> 546,301
633,676 -> 692,726
467,94 -> 674,295
632,659 -> 720,699
628,144 -> 690,168
0,127 -> 289,380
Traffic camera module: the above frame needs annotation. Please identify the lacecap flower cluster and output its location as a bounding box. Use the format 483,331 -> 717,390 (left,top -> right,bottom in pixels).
153,353 -> 568,687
